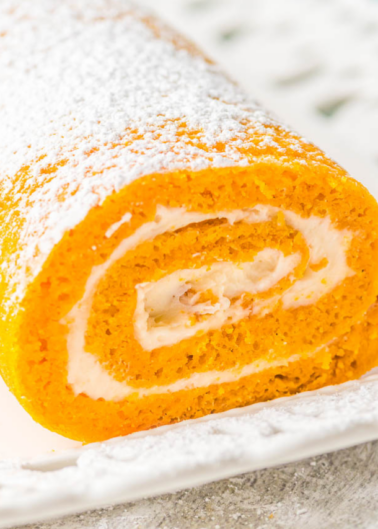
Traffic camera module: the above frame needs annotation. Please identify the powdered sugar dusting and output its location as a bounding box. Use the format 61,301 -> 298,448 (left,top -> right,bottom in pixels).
0,0 -> 315,310
1,372 -> 378,527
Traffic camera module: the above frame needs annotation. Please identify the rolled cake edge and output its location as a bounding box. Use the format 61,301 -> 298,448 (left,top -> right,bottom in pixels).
2,160 -> 378,442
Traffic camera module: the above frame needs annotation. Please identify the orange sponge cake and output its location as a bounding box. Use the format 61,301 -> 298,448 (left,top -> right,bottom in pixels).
1,0 -> 378,443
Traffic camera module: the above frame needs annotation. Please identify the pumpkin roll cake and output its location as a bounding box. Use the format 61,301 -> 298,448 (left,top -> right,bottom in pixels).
1,0 -> 378,443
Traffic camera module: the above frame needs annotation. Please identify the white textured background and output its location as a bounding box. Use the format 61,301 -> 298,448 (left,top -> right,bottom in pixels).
22,0 -> 378,528
143,0 -> 378,171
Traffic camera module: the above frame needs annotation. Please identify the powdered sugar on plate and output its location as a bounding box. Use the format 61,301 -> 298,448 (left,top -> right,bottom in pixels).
2,371 -> 378,528
1,2 -> 378,527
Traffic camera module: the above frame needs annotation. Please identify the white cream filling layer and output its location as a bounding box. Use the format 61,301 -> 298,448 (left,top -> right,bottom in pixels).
63,345 -> 321,402
63,205 -> 354,401
105,212 -> 132,238
134,249 -> 301,351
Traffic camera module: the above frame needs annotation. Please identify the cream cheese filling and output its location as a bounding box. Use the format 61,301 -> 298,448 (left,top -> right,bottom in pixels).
134,249 -> 301,351
62,205 -> 354,401
105,212 -> 132,238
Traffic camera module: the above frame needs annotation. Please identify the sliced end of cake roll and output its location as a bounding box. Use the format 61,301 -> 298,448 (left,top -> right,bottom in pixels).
4,161 -> 378,442
1,0 -> 378,442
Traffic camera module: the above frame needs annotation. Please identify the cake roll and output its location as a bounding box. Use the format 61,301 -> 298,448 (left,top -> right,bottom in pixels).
1,0 -> 378,443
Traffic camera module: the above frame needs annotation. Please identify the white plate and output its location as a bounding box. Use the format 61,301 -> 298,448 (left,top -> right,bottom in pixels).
2,372 -> 378,529
1,130 -> 378,528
